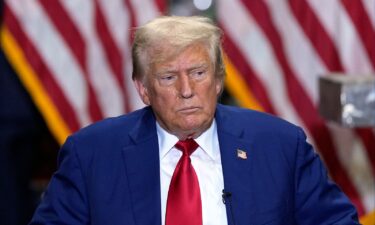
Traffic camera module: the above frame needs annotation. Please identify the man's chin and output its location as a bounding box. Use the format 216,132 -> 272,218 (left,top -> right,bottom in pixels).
177,119 -> 211,136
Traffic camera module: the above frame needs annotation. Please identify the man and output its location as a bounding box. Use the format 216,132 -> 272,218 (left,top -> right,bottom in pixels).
29,16 -> 359,225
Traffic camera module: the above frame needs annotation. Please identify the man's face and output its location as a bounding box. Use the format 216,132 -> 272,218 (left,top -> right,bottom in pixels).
135,43 -> 221,139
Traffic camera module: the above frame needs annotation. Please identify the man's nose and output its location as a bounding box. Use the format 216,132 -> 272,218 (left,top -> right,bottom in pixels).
179,75 -> 194,99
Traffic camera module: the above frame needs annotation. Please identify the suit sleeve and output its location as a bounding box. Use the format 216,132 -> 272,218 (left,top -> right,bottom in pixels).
293,128 -> 360,225
29,136 -> 90,225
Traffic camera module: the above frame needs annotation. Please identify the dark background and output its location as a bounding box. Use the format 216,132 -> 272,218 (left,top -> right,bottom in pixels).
0,1 -> 59,224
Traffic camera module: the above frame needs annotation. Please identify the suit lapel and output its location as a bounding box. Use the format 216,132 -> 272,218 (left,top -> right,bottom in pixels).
122,108 -> 162,225
216,105 -> 255,225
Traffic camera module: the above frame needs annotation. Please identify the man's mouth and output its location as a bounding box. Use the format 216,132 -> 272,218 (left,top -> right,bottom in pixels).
178,106 -> 200,113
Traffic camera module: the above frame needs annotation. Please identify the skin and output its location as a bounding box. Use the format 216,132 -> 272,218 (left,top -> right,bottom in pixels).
134,43 -> 222,140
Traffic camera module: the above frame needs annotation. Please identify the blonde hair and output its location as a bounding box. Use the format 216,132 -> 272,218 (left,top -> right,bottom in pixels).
132,16 -> 225,84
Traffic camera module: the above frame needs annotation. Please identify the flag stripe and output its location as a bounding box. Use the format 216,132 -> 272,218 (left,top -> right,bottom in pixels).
124,0 -> 138,37
97,0 -> 129,52
121,0 -> 144,110
38,0 -> 104,122
289,0 -> 343,71
94,0 -> 130,112
356,129 -> 375,176
60,0 -> 127,118
308,0 -> 373,73
263,0 -> 324,103
362,0 -> 375,28
240,0 -> 365,214
341,0 -> 375,68
129,0 -> 159,26
219,0 -> 308,130
154,0 -> 167,13
222,32 -> 276,114
96,0 -> 144,111
8,0 -> 92,128
3,5 -> 80,133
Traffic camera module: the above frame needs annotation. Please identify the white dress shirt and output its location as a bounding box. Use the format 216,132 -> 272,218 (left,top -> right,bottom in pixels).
157,120 -> 228,225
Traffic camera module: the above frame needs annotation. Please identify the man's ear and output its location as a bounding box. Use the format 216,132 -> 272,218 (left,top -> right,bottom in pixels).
134,79 -> 150,105
216,78 -> 223,96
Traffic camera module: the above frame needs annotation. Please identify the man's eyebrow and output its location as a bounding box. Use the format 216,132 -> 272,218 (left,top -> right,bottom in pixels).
155,64 -> 208,75
188,63 -> 209,71
154,68 -> 178,76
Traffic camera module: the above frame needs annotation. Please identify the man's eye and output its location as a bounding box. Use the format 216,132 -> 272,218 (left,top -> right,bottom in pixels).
162,76 -> 174,80
191,70 -> 206,79
158,74 -> 176,86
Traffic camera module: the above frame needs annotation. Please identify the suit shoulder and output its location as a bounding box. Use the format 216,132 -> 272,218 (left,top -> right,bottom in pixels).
58,107 -> 154,170
67,107 -> 150,145
217,104 -> 301,133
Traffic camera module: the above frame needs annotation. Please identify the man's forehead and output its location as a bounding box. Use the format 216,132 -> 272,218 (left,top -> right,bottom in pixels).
149,44 -> 211,70
148,41 -> 207,60
155,62 -> 210,74
152,42 -> 208,59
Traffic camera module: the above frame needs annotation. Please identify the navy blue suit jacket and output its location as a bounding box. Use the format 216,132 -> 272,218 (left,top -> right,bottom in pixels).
30,105 -> 359,224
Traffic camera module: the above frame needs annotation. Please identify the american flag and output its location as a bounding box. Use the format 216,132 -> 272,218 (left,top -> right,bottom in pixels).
237,149 -> 248,160
217,0 -> 375,222
1,0 -> 165,144
1,0 -> 374,223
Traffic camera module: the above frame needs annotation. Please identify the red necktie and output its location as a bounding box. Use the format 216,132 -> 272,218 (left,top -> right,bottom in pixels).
166,139 -> 202,225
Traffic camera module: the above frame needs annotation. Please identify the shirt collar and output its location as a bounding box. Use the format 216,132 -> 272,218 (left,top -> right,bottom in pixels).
157,122 -> 179,160
157,120 -> 219,161
195,120 -> 218,161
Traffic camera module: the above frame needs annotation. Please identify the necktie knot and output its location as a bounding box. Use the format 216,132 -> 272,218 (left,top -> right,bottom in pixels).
175,139 -> 199,156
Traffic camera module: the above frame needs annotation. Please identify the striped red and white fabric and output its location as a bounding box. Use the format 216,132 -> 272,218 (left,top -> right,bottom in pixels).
218,0 -> 375,220
1,0 -> 165,144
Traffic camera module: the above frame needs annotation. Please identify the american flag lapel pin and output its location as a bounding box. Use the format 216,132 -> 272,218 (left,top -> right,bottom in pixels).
237,149 -> 247,160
